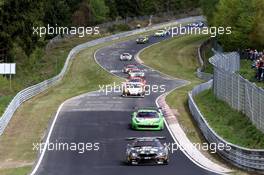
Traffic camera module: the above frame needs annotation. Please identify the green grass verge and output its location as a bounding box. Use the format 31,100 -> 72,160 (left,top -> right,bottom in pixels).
239,59 -> 264,88
140,34 -> 252,174
141,34 -> 205,80
195,89 -> 264,149
0,166 -> 32,175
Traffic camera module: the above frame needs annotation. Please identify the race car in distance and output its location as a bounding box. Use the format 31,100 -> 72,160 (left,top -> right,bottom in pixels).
120,53 -> 133,61
128,69 -> 145,78
123,64 -> 138,73
128,76 -> 146,86
131,107 -> 164,130
122,82 -> 145,97
126,137 -> 169,165
187,21 -> 205,28
136,36 -> 149,44
154,29 -> 169,37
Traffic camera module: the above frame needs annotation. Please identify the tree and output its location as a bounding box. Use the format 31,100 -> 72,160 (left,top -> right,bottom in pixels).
43,0 -> 71,27
211,0 -> 255,50
200,0 -> 219,25
0,0 -> 44,57
89,0 -> 109,24
72,1 -> 91,26
249,0 -> 264,49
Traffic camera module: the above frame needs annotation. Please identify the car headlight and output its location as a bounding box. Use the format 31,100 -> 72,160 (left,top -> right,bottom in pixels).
154,119 -> 160,123
158,152 -> 166,156
131,152 -> 138,158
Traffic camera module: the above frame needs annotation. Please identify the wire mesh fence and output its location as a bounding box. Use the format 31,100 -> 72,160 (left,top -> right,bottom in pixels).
210,51 -> 264,133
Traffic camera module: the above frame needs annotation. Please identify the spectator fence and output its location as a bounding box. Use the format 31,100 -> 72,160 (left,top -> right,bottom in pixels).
210,51 -> 264,133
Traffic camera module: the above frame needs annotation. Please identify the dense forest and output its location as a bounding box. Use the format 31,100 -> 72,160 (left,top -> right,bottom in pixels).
0,0 -> 199,62
200,0 -> 264,51
1,0 -> 264,61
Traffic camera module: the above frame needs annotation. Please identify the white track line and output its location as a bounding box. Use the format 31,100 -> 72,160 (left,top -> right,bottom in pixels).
30,102 -> 65,175
155,92 -> 229,175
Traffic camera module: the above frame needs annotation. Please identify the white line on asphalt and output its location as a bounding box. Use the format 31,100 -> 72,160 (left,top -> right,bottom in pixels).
30,102 -> 65,175
155,92 -> 228,175
110,70 -> 122,73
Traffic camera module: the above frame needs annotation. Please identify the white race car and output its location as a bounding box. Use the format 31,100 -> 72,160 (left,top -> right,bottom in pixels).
120,53 -> 133,61
122,82 -> 145,97
188,22 -> 204,28
128,69 -> 145,78
154,29 -> 169,37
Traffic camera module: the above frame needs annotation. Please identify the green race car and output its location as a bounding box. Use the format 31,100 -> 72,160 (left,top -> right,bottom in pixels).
136,36 -> 149,44
131,107 -> 164,130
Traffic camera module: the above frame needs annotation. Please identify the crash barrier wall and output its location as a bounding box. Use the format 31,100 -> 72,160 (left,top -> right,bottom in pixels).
188,80 -> 264,172
0,16 -> 204,136
210,52 -> 264,133
196,39 -> 213,81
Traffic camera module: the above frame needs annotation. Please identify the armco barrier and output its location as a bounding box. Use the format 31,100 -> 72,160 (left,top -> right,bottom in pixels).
188,80 -> 264,172
0,16 -> 204,136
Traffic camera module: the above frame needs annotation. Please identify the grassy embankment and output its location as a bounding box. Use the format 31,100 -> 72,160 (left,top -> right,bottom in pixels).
140,34 -> 257,175
195,89 -> 264,148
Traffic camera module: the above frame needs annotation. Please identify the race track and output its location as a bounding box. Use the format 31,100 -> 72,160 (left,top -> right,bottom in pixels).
35,27 -> 218,175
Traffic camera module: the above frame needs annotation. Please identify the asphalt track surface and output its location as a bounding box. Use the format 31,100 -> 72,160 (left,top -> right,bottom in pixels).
36,29 -> 218,175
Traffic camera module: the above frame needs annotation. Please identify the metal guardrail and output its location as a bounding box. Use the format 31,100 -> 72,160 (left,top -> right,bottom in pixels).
188,52 -> 264,173
0,16 -> 204,136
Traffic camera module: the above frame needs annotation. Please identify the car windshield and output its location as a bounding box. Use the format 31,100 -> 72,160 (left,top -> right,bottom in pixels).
126,84 -> 141,88
133,140 -> 162,147
129,79 -> 141,83
131,69 -> 141,73
137,111 -> 158,118
123,53 -> 130,56
127,65 -> 136,68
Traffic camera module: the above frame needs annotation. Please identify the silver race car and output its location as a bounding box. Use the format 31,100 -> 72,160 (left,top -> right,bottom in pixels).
120,53 -> 133,61
126,137 -> 169,165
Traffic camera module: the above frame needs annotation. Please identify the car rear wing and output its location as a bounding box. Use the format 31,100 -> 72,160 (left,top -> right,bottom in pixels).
133,106 -> 162,112
126,136 -> 165,141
